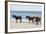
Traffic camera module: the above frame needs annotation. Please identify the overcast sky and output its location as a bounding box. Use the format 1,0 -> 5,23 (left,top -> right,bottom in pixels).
10,4 -> 42,11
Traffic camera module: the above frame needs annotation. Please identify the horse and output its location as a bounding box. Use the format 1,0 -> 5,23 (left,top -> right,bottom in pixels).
26,16 -> 35,23
35,17 -> 41,25
12,15 -> 22,23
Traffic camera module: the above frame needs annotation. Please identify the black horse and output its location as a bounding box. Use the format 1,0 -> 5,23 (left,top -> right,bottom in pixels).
12,15 -> 22,23
26,16 -> 35,23
35,17 -> 41,25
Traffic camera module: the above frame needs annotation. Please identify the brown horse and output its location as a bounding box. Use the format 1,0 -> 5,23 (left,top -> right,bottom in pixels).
26,16 -> 35,23
35,17 -> 41,25
12,15 -> 22,23
26,16 -> 41,24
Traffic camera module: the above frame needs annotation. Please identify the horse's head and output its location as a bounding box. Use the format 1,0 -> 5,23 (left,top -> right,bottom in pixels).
12,15 -> 16,18
26,16 -> 30,19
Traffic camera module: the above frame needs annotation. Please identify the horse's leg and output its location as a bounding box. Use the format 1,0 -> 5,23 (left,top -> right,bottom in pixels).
16,19 -> 17,23
29,20 -> 30,23
36,21 -> 38,25
20,19 -> 21,23
40,20 -> 41,25
32,20 -> 33,23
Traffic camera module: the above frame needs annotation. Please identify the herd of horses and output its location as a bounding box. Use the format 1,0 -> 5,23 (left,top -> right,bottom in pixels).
12,15 -> 41,25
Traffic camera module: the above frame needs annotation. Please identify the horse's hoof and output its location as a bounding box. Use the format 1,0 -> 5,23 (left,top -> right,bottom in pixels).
29,22 -> 30,23
20,22 -> 21,23
36,24 -> 38,25
16,22 -> 17,23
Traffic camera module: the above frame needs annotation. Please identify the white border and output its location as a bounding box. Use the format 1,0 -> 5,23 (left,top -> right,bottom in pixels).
8,2 -> 44,32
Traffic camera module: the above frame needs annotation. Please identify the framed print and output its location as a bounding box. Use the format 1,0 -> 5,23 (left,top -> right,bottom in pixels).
5,1 -> 45,33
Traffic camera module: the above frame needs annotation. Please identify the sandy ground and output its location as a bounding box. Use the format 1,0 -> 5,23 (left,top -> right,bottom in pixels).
10,20 -> 41,29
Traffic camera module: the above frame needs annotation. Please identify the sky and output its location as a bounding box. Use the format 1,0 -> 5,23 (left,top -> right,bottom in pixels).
10,4 -> 42,11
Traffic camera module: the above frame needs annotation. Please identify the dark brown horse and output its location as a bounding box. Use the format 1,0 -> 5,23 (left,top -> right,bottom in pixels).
35,17 -> 41,25
26,16 -> 41,24
26,16 -> 35,23
12,15 -> 22,23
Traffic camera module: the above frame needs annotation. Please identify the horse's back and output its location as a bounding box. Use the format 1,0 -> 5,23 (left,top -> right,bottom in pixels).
16,16 -> 22,19
35,17 -> 41,21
